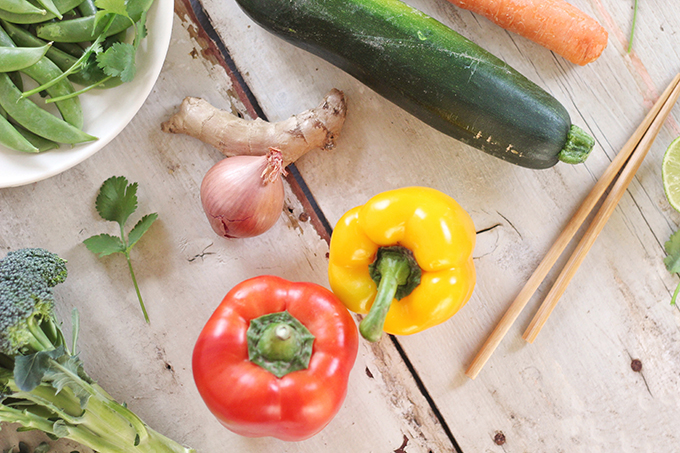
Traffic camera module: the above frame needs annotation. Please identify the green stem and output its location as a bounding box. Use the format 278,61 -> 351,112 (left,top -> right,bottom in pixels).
557,125 -> 596,165
247,311 -> 315,378
25,316 -> 55,352
360,246 -> 421,342
125,250 -> 149,323
671,280 -> 680,305
45,76 -> 114,103
628,0 -> 639,53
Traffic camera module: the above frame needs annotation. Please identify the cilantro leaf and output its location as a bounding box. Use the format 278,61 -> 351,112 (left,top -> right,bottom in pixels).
128,213 -> 158,249
85,176 -> 157,323
664,229 -> 680,305
83,234 -> 125,257
95,176 -> 138,227
97,43 -> 137,83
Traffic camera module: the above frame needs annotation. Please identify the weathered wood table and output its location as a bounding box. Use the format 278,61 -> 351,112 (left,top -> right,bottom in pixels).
2,0 -> 679,451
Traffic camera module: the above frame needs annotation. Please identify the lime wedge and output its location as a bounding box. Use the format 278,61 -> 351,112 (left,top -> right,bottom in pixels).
662,136 -> 680,212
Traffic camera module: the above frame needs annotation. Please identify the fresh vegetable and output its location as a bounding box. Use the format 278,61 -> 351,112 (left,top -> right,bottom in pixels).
83,176 -> 158,323
163,89 -> 347,238
0,0 -> 46,15
233,0 -> 595,169
446,0 -> 608,66
328,187 -> 476,341
0,0 -> 155,153
192,275 -> 359,441
162,88 -> 347,167
0,43 -> 51,72
200,148 -> 286,238
0,248 -> 195,452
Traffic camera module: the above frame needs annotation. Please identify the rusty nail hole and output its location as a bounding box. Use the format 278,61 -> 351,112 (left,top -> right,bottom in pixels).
631,359 -> 642,372
494,431 -> 506,445
394,435 -> 408,453
325,252 -> 330,259
365,367 -> 374,379
299,211 -> 310,222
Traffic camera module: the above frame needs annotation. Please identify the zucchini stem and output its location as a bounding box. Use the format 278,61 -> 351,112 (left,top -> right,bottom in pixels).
558,125 -> 596,164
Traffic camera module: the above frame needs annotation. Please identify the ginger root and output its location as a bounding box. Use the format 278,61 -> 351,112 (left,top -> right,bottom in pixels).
161,89 -> 347,166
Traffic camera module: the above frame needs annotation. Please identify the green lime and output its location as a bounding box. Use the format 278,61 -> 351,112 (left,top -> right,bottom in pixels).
662,136 -> 680,212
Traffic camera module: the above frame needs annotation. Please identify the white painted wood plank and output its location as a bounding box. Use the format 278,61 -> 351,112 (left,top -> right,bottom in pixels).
194,0 -> 680,450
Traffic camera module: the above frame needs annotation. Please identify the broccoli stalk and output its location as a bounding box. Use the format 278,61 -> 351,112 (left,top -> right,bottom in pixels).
0,249 -> 195,453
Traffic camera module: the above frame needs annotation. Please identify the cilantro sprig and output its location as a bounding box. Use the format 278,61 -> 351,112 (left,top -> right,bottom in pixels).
663,229 -> 680,305
22,0 -> 148,103
84,176 -> 158,323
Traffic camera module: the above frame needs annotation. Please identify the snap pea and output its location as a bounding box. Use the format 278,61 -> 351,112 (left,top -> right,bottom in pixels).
35,0 -> 62,19
1,20 -> 114,88
0,0 -> 45,15
36,0 -> 153,42
0,72 -> 95,144
0,0 -> 83,24
0,105 -> 39,153
1,104 -> 58,151
0,24 -> 83,128
0,43 -> 51,72
76,0 -> 95,16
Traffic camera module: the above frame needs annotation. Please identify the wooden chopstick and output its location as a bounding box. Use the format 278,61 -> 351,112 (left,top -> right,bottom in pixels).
523,75 -> 680,342
465,73 -> 680,379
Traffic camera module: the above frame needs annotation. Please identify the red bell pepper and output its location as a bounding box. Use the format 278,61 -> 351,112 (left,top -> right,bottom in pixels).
192,275 -> 359,441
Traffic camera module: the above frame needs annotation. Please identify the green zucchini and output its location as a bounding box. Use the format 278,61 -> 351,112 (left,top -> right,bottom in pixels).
234,0 -> 595,169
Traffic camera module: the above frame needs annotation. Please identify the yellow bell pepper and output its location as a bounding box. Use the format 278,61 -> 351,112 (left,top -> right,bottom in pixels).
328,186 -> 476,342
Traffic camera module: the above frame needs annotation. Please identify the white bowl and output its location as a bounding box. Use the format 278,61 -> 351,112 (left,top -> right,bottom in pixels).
0,0 -> 174,188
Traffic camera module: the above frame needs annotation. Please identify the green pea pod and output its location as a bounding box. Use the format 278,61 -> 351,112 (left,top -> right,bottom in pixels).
0,43 -> 51,72
0,73 -> 96,144
76,0 -> 96,16
0,24 -> 83,128
35,0 -> 62,19
0,106 -> 39,153
0,0 -> 83,23
0,0 -> 45,15
2,20 -> 119,88
36,0 -> 154,42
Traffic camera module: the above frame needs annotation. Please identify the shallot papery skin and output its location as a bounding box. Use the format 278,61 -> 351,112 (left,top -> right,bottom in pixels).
200,154 -> 285,238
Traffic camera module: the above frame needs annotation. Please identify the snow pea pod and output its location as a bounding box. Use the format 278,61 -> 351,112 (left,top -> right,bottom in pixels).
1,20 -> 112,87
1,104 -> 58,151
0,24 -> 83,128
0,0 -> 83,23
36,0 -> 153,42
0,43 -> 51,72
0,73 -> 95,144
0,0 -> 45,15
0,106 -> 39,153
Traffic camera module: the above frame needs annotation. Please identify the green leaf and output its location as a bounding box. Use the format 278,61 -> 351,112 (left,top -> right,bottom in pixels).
96,42 -> 136,83
95,0 -> 129,16
14,347 -> 66,392
664,229 -> 680,274
83,234 -> 125,257
127,213 -> 158,249
45,356 -> 90,408
94,176 -> 138,227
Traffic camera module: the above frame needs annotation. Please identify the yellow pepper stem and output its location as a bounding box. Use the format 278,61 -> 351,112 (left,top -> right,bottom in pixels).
361,246 -> 421,342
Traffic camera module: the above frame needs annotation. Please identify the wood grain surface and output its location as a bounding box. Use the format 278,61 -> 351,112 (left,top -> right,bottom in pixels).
2,0 -> 680,452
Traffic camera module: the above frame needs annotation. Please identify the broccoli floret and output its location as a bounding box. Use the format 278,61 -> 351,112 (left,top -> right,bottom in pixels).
0,249 -> 195,453
0,248 -> 66,356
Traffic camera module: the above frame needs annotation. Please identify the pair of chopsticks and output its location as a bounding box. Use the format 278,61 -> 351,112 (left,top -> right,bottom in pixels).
466,73 -> 680,380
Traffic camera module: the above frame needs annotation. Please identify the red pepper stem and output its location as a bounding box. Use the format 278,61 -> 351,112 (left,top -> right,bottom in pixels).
247,311 -> 315,378
360,250 -> 415,342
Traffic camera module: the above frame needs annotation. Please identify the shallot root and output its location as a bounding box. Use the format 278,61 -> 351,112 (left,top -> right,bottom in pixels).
161,89 -> 348,166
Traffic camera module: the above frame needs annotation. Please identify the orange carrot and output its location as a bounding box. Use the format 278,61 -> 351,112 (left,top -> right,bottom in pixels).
448,0 -> 608,65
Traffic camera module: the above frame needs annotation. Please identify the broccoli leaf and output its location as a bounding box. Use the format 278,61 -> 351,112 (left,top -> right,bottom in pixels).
97,43 -> 137,83
14,347 -> 66,392
83,234 -> 125,257
128,214 -> 158,249
94,176 -> 138,227
45,355 -> 90,409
